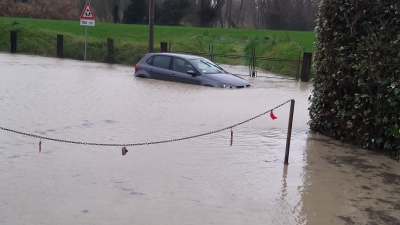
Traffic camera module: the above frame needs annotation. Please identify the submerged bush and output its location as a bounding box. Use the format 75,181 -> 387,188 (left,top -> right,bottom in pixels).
309,0 -> 400,158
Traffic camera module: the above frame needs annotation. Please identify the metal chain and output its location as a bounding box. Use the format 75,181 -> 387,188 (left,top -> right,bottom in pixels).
255,75 -> 297,80
232,73 -> 297,80
0,99 -> 293,147
238,74 -> 297,80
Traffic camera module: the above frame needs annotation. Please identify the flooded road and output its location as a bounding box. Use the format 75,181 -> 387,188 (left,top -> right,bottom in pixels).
0,53 -> 399,225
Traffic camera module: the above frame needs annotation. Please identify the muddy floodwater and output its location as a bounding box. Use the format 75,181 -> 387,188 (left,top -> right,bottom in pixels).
0,53 -> 399,225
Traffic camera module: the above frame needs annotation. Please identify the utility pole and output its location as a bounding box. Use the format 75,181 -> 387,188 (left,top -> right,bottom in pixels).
148,0 -> 154,53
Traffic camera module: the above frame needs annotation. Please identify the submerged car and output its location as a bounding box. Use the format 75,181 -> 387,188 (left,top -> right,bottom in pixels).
134,53 -> 250,88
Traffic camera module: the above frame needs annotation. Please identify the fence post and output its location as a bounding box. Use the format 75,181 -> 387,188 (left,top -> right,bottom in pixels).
106,38 -> 115,63
284,99 -> 295,165
300,52 -> 312,82
296,52 -> 301,81
57,34 -> 63,58
10,31 -> 17,53
253,47 -> 256,77
160,42 -> 168,52
208,45 -> 214,61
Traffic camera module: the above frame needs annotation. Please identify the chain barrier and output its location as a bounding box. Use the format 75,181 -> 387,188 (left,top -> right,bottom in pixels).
240,74 -> 297,80
230,72 -> 298,81
0,99 -> 292,147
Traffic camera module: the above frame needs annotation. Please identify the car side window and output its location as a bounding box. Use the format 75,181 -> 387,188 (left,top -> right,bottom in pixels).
173,58 -> 194,74
152,56 -> 171,69
146,57 -> 153,65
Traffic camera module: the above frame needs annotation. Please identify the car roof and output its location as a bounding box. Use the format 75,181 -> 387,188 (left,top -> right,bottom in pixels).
147,52 -> 205,60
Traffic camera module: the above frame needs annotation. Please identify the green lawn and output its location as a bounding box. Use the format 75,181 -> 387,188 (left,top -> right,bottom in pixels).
0,17 -> 316,76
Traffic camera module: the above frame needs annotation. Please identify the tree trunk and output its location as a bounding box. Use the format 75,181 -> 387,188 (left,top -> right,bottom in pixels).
235,0 -> 244,28
112,0 -> 120,23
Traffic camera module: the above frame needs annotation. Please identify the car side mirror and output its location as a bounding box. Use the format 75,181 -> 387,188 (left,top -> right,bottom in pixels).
187,70 -> 197,76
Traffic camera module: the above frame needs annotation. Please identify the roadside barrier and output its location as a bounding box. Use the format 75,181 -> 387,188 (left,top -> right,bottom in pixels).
7,31 -> 312,81
168,44 -> 312,81
235,73 -> 298,81
0,99 -> 295,164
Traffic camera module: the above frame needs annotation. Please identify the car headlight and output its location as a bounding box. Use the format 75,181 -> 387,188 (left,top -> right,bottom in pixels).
221,84 -> 236,89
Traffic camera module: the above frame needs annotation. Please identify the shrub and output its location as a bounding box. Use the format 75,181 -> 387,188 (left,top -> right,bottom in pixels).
309,0 -> 400,158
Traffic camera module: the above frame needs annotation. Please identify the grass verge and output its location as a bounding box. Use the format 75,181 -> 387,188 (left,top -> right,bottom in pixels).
0,17 -> 315,76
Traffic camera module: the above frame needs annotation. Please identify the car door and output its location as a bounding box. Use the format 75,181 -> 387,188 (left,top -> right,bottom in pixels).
170,57 -> 201,85
149,55 -> 172,81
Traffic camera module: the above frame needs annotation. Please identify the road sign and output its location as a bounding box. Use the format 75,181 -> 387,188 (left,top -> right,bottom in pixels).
80,1 -> 95,61
80,1 -> 95,26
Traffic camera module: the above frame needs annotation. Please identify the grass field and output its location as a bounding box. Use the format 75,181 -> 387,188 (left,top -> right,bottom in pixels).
0,17 -> 315,76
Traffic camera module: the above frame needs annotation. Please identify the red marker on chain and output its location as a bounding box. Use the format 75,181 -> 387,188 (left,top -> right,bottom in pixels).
122,147 -> 128,156
270,110 -> 277,120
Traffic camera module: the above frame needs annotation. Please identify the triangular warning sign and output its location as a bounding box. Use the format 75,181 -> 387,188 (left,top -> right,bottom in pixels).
80,1 -> 95,20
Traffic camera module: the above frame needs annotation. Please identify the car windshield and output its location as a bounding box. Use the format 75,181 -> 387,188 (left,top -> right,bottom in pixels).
190,58 -> 227,74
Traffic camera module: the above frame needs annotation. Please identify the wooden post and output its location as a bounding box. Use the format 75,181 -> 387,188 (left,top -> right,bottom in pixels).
284,99 -> 295,165
296,52 -> 301,81
148,0 -> 154,53
57,34 -> 63,58
107,38 -> 115,63
300,52 -> 312,82
160,42 -> 168,52
10,31 -> 17,53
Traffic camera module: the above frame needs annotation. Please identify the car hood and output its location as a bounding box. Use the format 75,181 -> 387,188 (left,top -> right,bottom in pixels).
205,73 -> 249,87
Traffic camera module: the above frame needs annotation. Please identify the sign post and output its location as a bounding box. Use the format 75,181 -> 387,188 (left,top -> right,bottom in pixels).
80,1 -> 95,61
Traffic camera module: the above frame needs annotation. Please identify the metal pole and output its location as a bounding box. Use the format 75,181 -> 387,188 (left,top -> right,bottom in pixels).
211,45 -> 214,61
148,0 -> 154,53
284,99 -> 295,165
252,47 -> 256,77
209,45 -> 211,60
84,26 -> 88,61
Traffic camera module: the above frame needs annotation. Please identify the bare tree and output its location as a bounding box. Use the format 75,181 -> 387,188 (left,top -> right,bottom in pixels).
221,0 -> 235,28
244,0 -> 320,30
195,0 -> 225,27
249,0 -> 263,29
235,0 -> 244,27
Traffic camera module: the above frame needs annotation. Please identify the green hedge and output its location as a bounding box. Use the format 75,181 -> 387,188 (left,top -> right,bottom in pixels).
309,0 -> 400,158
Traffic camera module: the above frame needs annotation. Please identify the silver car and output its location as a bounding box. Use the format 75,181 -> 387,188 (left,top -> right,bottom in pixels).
134,53 -> 250,88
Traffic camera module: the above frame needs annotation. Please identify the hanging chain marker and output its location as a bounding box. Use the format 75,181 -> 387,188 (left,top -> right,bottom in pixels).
39,138 -> 42,153
122,147 -> 128,156
230,128 -> 233,146
270,110 -> 277,120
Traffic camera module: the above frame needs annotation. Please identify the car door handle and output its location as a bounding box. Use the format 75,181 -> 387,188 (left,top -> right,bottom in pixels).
170,73 -> 175,77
